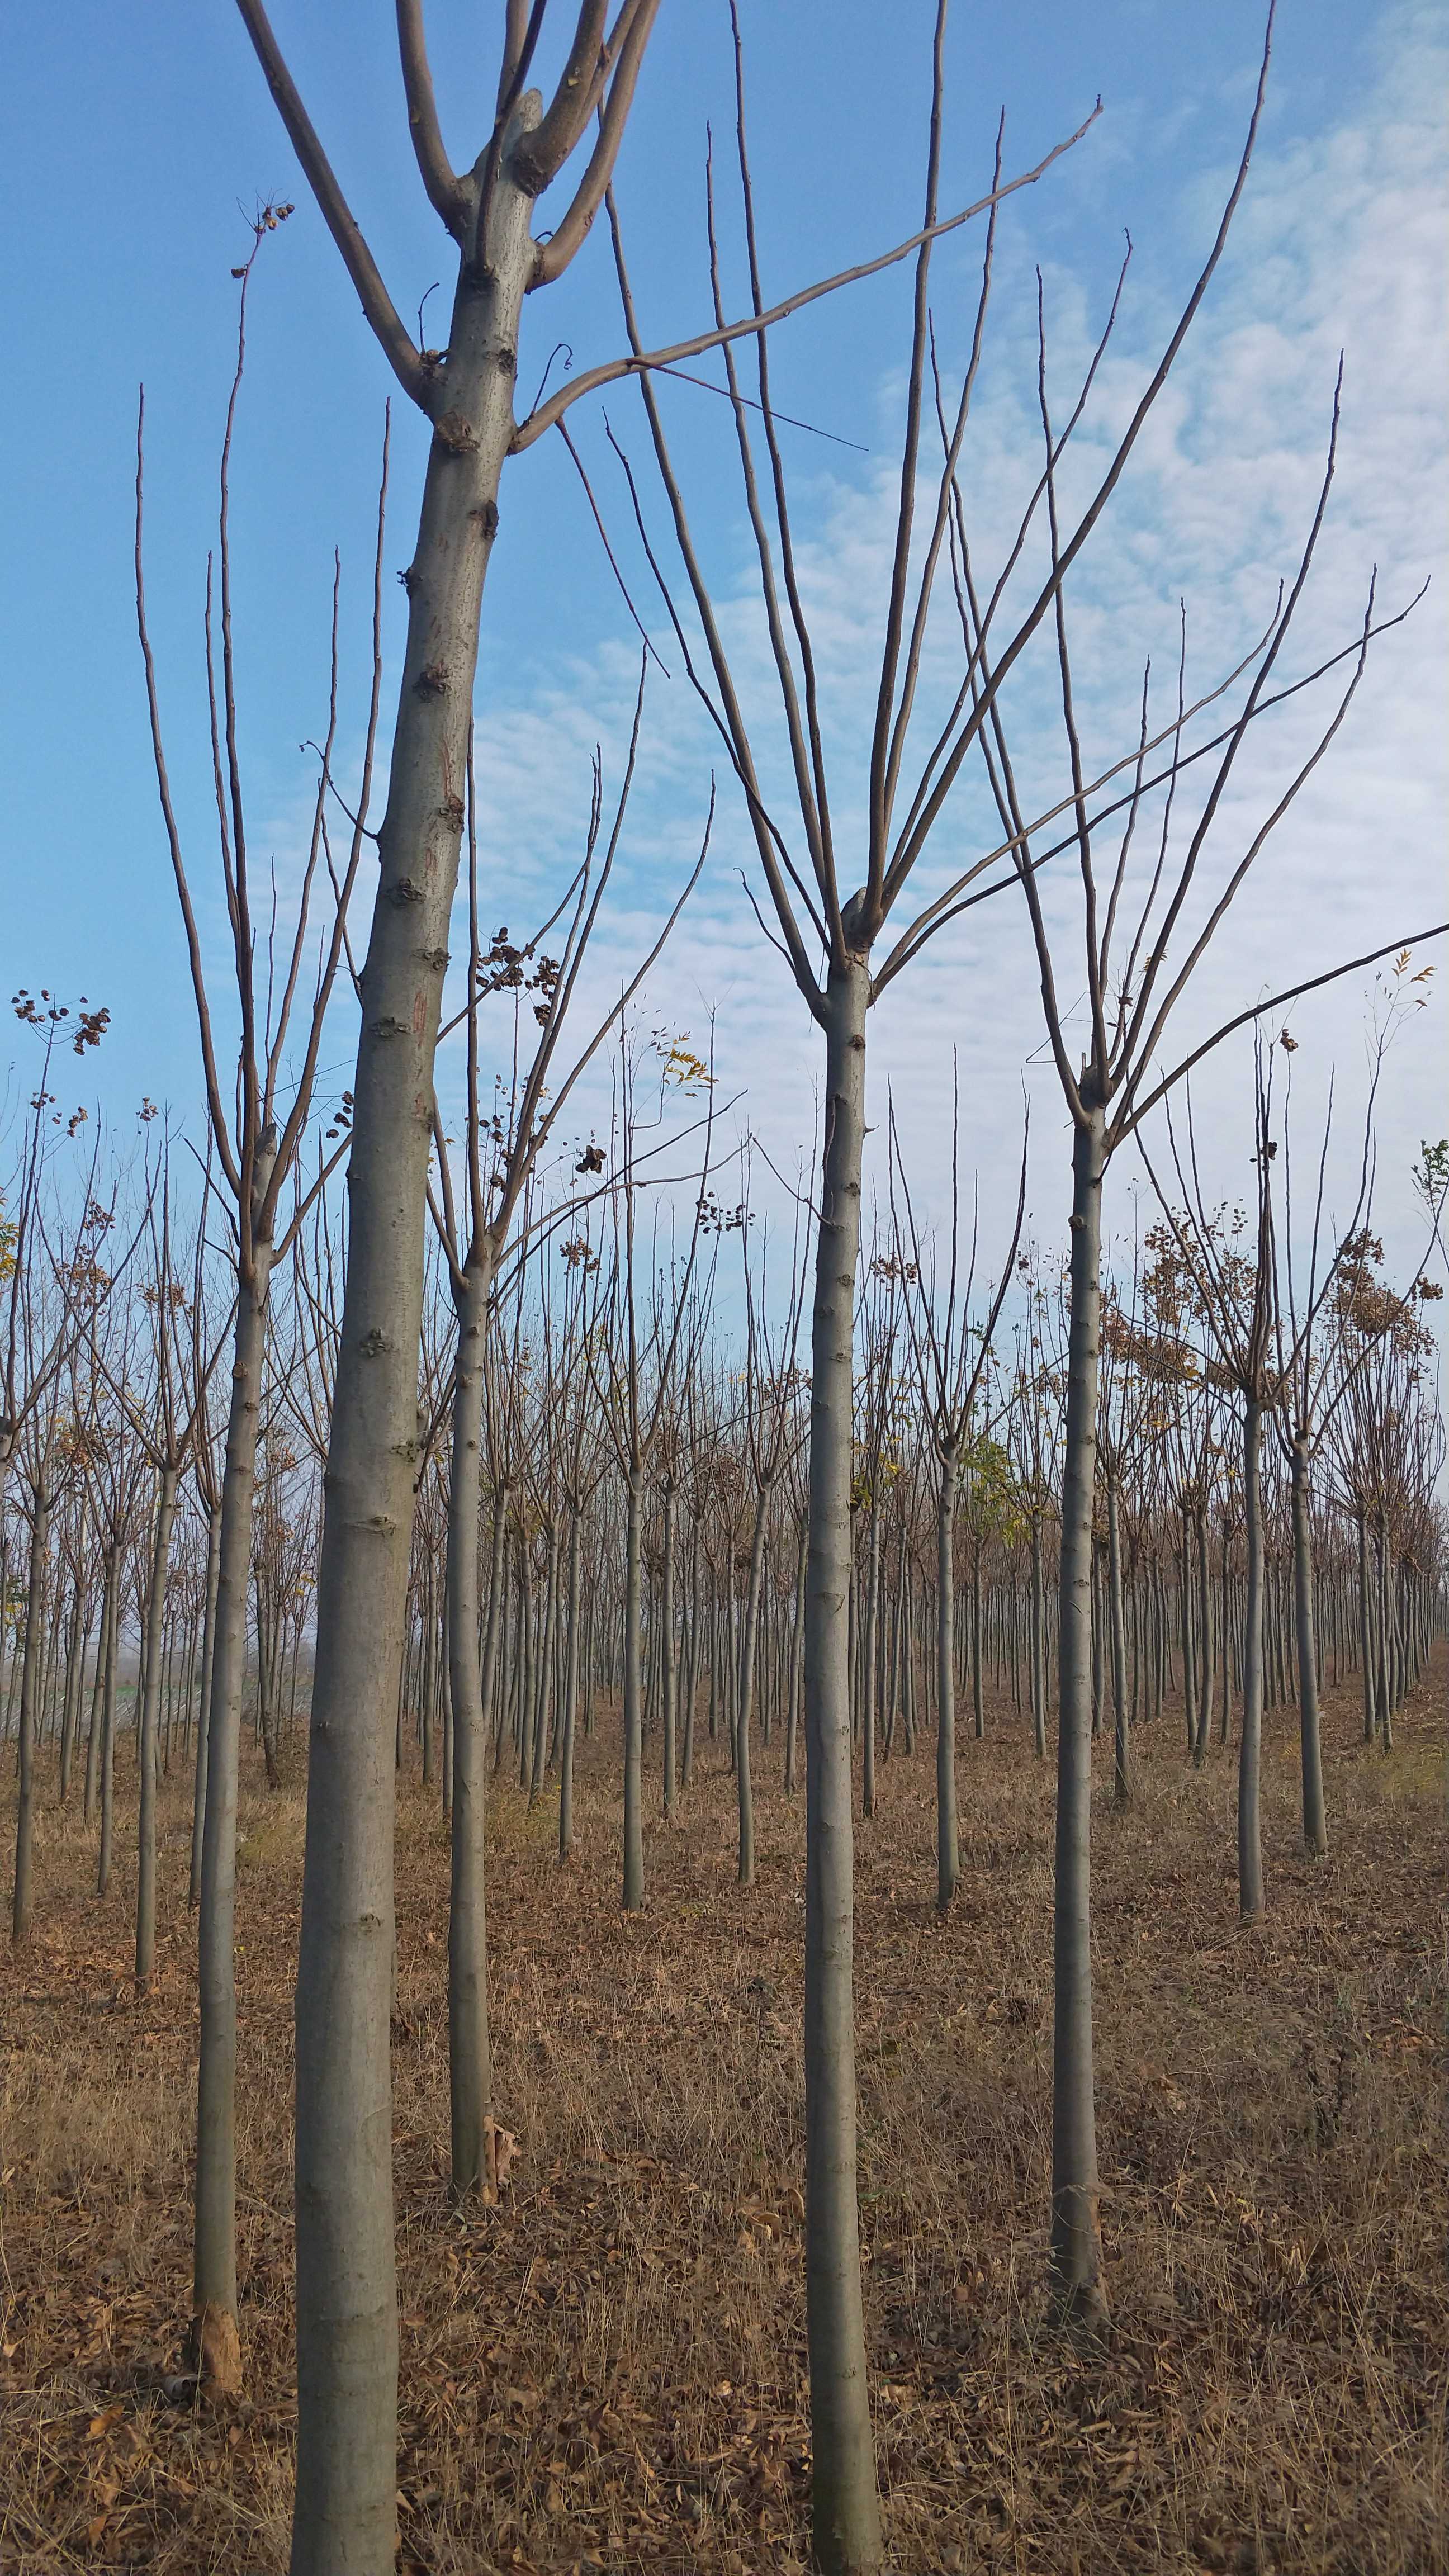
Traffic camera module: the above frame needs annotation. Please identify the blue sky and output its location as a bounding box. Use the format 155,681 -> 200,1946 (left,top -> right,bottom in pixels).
2,1 -> 1444,1292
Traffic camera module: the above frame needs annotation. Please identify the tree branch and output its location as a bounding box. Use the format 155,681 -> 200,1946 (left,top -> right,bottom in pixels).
234,0 -> 431,407
532,0 -> 661,286
511,101 -> 1102,450
395,0 -> 471,239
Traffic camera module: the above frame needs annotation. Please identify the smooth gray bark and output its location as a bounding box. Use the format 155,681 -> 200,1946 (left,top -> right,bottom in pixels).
193,1250 -> 271,2379
802,962 -> 882,2573
190,1504 -> 222,1908
559,1508 -> 581,1859
935,1448 -> 960,1906
661,1481 -> 678,1819
1289,1437 -> 1327,1859
1356,1514 -> 1375,1742
622,1467 -> 645,1909
1237,1395 -> 1266,1920
11,1478 -> 49,1945
136,1463 -> 181,1985
290,122 -> 540,2576
1049,1105 -> 1108,2329
1030,1515 -> 1047,1757
97,1576 -> 118,1897
860,1506 -> 879,1819
446,1262 -> 492,2195
1107,1475 -> 1130,1808
83,1557 -> 113,1826
736,1485 -> 769,1884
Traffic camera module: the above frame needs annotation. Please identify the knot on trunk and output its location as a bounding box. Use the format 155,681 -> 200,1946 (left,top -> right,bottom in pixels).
432,409 -> 479,456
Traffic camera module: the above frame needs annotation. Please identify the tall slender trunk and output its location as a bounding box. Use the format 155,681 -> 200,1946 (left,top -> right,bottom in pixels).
136,1464 -> 181,1985
1107,1475 -> 1130,1808
1030,1517 -> 1046,1757
559,1508 -> 581,1860
935,1448 -> 959,1908
802,960 -> 881,2574
1049,1103 -> 1107,2330
1237,1395 -> 1266,1920
446,1262 -> 492,2197
785,1518 -> 807,1796
680,1527 -> 699,1792
622,1466 -> 645,1909
1178,1514 -> 1196,1755
737,1484 -> 769,1887
530,1526 -> 558,1801
481,1485 -> 508,1771
661,1482 -> 678,1818
1289,1438 -> 1326,1859
193,1249 -> 272,2388
1356,1515 -> 1375,1742
971,1538 -> 984,1740
97,1576 -> 119,1897
256,1562 -> 281,1788
11,1478 -> 49,1945
84,1556 -> 115,1825
1191,1510 -> 1213,1766
860,1505 -> 879,1819
517,1547 -> 535,1789
58,1593 -> 84,1805
1375,1526 -> 1394,1748
288,107 -> 541,2574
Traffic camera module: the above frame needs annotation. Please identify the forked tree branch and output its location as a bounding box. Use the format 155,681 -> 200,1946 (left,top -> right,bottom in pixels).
234,0 -> 431,406
532,0 -> 661,282
395,0 -> 471,239
511,1 -> 610,196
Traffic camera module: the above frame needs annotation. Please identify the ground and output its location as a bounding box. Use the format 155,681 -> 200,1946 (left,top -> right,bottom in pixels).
0,1652 -> 1443,2575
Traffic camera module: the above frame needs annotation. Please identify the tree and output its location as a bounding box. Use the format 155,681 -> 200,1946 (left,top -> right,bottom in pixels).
891,1083 -> 1026,1904
135,217 -> 386,2385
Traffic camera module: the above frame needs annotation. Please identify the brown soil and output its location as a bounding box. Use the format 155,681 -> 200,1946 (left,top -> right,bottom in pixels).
1,1658 -> 1443,2574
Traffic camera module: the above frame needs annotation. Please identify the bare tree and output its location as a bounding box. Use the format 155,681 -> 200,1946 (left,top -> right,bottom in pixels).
891,1082 -> 1026,1905
135,220 -> 386,2385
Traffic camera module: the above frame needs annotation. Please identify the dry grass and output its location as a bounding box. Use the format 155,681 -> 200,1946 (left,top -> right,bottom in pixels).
0,1655 -> 1443,2574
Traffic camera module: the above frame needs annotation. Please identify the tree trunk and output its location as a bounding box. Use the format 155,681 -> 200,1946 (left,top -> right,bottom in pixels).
1030,1516 -> 1046,1757
58,1594 -> 84,1805
1048,1104 -> 1108,2331
971,1539 -> 984,1740
802,959 -> 882,2574
11,1479 -> 49,1946
661,1482 -> 678,1819
446,1262 -> 493,2198
785,1518 -> 806,1796
935,1450 -> 959,1908
1107,1475 -> 1130,1808
1191,1510 -> 1213,1767
622,1466 -> 645,1910
193,1252 -> 271,2389
1356,1515 -> 1375,1743
287,98 -> 542,2572
1290,1438 -> 1327,1860
736,1484 -> 769,1888
97,1572 -> 119,1897
559,1508 -> 581,1860
84,1555 -> 115,1826
136,1464 -> 181,1986
530,1526 -> 558,1802
861,1505 -> 879,1820
1238,1395 -> 1266,1920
